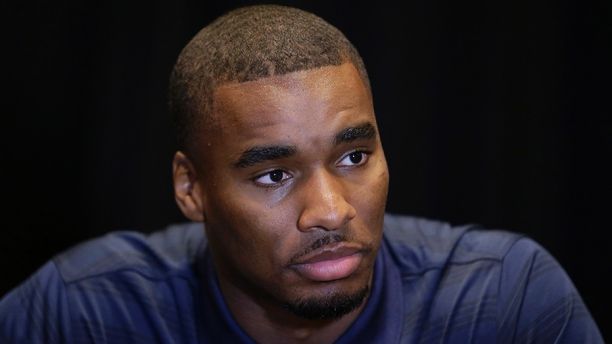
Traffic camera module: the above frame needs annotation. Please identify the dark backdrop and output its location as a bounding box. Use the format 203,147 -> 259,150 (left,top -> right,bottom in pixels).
3,0 -> 611,338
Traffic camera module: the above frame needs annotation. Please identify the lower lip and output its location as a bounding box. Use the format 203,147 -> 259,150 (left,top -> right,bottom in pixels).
292,254 -> 363,282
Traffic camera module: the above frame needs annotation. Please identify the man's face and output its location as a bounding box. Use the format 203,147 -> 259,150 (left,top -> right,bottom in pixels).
194,63 -> 389,319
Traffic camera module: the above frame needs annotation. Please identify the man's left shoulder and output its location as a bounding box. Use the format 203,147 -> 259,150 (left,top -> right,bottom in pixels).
381,213 -> 604,342
381,213 -> 524,272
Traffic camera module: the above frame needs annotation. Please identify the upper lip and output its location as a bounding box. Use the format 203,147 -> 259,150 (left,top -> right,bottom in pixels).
291,243 -> 365,265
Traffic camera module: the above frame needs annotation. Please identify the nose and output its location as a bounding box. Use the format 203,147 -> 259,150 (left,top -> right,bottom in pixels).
297,169 -> 357,232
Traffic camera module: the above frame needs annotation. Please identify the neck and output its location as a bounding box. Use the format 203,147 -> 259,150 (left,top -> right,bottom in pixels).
219,277 -> 368,344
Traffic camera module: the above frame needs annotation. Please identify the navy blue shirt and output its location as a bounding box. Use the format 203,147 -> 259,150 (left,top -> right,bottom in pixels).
0,214 -> 604,343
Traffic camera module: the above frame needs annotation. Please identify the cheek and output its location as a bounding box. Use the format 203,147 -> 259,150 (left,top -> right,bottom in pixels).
354,158 -> 389,214
205,191 -> 300,275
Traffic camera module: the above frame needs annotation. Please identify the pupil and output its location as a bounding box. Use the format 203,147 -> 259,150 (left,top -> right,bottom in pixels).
349,152 -> 363,164
270,170 -> 283,182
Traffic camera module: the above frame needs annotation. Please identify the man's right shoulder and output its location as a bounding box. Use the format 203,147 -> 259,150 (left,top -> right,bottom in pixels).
0,222 -> 207,343
53,222 -> 206,283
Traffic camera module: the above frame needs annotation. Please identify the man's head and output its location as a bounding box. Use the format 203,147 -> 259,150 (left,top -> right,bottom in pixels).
168,4 -> 371,158
170,5 -> 389,322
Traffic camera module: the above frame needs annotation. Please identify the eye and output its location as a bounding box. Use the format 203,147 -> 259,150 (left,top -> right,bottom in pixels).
253,169 -> 292,186
337,150 -> 369,167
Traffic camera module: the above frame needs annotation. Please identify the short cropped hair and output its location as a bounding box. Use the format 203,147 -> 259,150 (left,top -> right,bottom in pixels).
168,4 -> 371,157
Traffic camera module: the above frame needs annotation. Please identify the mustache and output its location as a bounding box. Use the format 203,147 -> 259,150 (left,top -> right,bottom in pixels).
290,234 -> 349,263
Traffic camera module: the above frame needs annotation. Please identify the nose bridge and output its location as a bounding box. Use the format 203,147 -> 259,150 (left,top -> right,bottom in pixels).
297,167 -> 356,231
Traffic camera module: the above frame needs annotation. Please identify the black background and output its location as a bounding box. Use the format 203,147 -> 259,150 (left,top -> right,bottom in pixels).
3,0 -> 610,338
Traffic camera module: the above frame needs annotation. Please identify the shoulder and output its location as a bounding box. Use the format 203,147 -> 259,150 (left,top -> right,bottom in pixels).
382,213 -> 604,342
0,222 -> 207,343
54,222 -> 206,283
382,213 -> 524,275
0,260 -> 71,342
382,212 -> 580,292
496,234 -> 604,342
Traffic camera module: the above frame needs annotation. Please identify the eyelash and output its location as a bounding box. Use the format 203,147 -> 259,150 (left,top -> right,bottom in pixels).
251,149 -> 370,188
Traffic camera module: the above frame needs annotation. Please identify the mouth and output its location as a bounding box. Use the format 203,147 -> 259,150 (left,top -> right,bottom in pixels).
289,244 -> 365,282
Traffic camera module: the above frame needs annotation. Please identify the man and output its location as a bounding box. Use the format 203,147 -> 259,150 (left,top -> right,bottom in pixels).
0,4 -> 603,343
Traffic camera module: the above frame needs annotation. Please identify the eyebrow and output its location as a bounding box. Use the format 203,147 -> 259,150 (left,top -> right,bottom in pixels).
233,122 -> 376,169
333,122 -> 377,145
234,145 -> 297,168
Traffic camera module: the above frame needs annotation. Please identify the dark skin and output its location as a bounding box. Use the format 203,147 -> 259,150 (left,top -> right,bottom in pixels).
173,63 -> 389,343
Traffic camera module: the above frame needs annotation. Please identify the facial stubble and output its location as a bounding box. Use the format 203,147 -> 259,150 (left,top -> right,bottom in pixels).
282,284 -> 370,320
282,233 -> 372,320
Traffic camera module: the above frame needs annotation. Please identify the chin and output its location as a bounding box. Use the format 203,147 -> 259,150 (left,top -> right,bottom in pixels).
282,284 -> 370,320
280,268 -> 372,320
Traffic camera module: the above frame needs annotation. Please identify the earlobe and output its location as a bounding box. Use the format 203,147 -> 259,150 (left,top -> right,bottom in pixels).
172,151 -> 205,222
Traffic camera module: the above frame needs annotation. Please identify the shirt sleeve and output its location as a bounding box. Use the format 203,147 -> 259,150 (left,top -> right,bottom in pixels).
0,261 -> 72,343
496,237 -> 604,343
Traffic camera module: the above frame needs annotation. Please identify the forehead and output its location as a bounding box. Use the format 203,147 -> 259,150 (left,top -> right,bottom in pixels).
217,63 -> 370,118
201,63 -> 375,164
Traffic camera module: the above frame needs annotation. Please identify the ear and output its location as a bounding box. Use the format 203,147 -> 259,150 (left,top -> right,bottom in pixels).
172,151 -> 205,222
